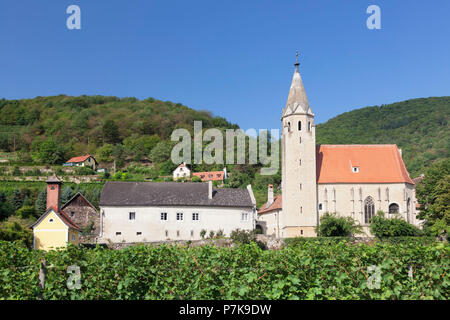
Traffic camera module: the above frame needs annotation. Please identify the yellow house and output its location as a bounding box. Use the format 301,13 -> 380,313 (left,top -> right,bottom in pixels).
31,175 -> 81,251
32,207 -> 81,251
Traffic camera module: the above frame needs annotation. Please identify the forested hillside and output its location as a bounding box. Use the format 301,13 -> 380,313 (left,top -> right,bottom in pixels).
316,97 -> 450,177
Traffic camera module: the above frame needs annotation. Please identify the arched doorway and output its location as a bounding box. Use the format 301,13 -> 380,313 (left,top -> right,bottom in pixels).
364,196 -> 375,224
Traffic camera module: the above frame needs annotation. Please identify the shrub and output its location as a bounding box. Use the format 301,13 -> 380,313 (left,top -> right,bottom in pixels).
200,229 -> 207,239
12,166 -> 22,176
75,166 -> 96,175
370,211 -> 424,238
16,206 -> 36,219
208,230 -> 215,239
0,222 -> 33,248
230,229 -> 257,244
191,176 -> 202,182
316,212 -> 364,237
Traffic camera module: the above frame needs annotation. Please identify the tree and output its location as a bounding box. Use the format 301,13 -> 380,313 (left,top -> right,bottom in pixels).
102,120 -> 120,144
0,192 -> 13,221
150,141 -> 172,163
9,189 -> 23,212
316,212 -> 364,237
97,143 -> 114,162
0,221 -> 33,248
61,186 -> 74,205
35,188 -> 47,215
416,159 -> 450,237
112,143 -> 125,168
32,138 -> 67,164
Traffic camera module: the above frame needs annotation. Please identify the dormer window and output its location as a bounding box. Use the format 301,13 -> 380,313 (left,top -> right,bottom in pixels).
352,166 -> 359,173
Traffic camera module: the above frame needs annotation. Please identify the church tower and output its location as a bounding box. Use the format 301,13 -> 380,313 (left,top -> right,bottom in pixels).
281,53 -> 318,237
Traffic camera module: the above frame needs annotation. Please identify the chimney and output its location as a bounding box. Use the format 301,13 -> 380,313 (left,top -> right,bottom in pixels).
46,174 -> 62,211
208,180 -> 213,200
267,184 -> 274,207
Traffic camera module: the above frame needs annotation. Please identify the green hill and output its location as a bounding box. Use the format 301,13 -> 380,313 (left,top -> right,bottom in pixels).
316,97 -> 450,177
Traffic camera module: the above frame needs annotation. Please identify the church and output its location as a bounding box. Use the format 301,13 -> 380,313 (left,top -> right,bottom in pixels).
258,57 -> 421,237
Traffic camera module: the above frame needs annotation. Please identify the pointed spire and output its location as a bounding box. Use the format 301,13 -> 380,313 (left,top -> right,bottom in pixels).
285,52 -> 311,115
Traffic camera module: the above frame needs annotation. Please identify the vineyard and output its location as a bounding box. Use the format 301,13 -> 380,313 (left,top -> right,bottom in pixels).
0,240 -> 448,300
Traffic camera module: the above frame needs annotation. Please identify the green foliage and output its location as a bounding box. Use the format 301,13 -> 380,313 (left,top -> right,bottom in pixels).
316,97 -> 450,177
370,211 -> 424,239
61,186 -> 74,205
191,176 -> 202,182
31,138 -> 68,164
74,166 -> 96,176
102,120 -> 120,144
316,212 -> 364,237
96,144 -> 114,163
230,229 -> 258,244
200,229 -> 206,239
0,241 -> 448,299
0,223 -> 33,248
0,192 -> 13,221
16,206 -> 37,219
34,188 -> 47,216
150,141 -> 172,163
416,158 -> 450,238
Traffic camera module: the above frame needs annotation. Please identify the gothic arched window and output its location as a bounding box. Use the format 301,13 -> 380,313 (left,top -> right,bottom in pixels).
389,203 -> 399,214
364,196 -> 375,224
288,122 -> 291,132
298,121 -> 302,131
308,121 -> 311,131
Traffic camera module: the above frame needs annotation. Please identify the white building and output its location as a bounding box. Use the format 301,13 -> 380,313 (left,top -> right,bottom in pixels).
99,181 -> 256,242
258,57 -> 422,238
173,162 -> 191,180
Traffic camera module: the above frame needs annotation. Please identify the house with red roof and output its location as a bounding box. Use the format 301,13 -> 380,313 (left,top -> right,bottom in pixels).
31,175 -> 81,251
257,57 -> 422,238
64,154 -> 97,170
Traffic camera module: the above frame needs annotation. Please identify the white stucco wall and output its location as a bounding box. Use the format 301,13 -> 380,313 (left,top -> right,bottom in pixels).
257,209 -> 281,237
100,205 -> 255,242
317,183 -> 420,233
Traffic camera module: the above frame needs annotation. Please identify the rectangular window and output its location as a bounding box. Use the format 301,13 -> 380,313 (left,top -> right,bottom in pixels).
136,232 -> 142,236
165,230 -> 168,237
300,206 -> 303,213
160,212 -> 167,220
299,183 -> 302,190
116,232 -> 121,236
191,230 -> 194,237
177,230 -> 180,237
299,159 -> 301,166
176,213 -> 184,221
71,234 -> 76,241
241,212 -> 248,221
71,211 -> 75,218
192,213 -> 199,221
318,203 -> 322,210
299,137 -> 302,143
129,212 -> 136,220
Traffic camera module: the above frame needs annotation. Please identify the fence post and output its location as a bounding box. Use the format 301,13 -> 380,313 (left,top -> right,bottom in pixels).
39,259 -> 46,299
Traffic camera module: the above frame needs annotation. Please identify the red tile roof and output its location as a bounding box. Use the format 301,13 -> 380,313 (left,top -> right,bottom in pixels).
192,171 -> 224,181
31,206 -> 81,232
316,144 -> 414,184
66,155 -> 94,163
258,195 -> 282,214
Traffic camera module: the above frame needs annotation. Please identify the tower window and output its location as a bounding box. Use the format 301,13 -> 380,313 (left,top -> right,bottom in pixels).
129,212 -> 136,220
299,159 -> 301,166
299,137 -> 302,144
319,203 -> 323,210
288,122 -> 291,132
298,121 -> 302,131
300,206 -> 303,213
299,183 -> 302,190
308,122 -> 311,131
352,166 -> 359,173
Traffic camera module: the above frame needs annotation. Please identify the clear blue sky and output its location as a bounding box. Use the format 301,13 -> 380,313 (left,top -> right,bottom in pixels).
1,1 -> 449,130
